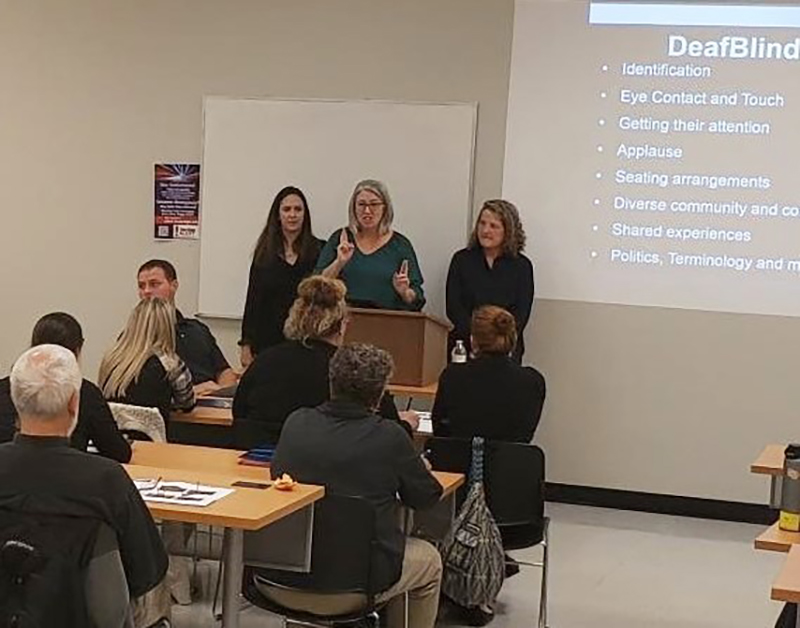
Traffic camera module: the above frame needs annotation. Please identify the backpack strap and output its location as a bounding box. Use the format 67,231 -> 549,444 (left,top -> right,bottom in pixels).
469,436 -> 486,485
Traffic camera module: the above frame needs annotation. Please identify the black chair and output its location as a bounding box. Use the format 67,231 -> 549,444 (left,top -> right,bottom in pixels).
242,493 -> 382,627
426,437 -> 550,628
0,515 -> 133,628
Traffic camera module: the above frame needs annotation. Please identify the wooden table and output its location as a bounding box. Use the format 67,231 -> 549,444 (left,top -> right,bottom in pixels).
387,381 -> 438,399
132,441 -> 462,496
171,404 -> 233,427
755,523 -> 800,553
125,459 -> 323,628
751,444 -> 786,508
773,546 -> 800,606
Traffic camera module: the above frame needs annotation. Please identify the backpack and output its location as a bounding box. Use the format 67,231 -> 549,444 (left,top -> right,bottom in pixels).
439,437 -> 505,608
0,512 -> 101,628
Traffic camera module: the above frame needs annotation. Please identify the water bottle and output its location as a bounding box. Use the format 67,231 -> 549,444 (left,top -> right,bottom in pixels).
451,340 -> 467,364
780,444 -> 800,531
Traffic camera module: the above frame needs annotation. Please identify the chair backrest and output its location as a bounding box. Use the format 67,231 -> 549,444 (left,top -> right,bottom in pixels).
426,437 -> 546,528
0,513 -> 131,628
108,403 -> 167,442
249,493 -> 378,596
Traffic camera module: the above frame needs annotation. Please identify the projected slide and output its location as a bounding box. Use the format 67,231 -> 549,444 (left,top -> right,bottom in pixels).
504,1 -> 800,316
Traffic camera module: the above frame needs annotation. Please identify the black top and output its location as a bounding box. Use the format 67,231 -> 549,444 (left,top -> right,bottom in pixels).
271,401 -> 442,592
241,240 -> 324,354
431,353 -> 546,443
233,339 -> 407,446
176,311 -> 231,384
0,435 -> 167,597
446,246 -> 535,362
105,354 -> 186,422
0,377 -> 131,463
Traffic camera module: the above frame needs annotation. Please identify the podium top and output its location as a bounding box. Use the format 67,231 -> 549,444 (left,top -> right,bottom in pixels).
348,307 -> 453,331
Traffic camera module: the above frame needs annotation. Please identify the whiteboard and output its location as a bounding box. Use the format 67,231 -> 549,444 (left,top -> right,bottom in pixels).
199,97 -> 477,319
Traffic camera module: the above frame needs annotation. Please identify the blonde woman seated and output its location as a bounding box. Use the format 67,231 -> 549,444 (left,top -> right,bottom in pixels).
99,298 -> 196,424
233,275 -> 417,447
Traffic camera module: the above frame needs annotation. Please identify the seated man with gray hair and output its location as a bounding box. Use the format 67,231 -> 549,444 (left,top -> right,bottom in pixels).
269,343 -> 444,628
0,345 -> 167,615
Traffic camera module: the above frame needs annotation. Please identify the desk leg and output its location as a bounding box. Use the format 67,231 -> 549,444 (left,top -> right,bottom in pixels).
772,476 -> 784,509
222,528 -> 243,628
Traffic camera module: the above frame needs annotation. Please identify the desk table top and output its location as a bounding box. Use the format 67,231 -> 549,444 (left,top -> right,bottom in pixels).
124,463 -> 323,530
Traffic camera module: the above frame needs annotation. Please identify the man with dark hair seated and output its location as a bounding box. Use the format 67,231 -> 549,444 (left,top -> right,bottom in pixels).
268,343 -> 444,628
137,259 -> 237,394
0,345 -> 168,621
0,312 -> 131,461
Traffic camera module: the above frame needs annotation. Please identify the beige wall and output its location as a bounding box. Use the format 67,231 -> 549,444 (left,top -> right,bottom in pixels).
0,0 -> 513,378
0,0 -> 789,503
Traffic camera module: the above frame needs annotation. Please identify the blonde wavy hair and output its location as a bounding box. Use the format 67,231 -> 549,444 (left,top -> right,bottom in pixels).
284,276 -> 348,343
347,179 -> 395,236
469,199 -> 527,256
99,298 -> 177,398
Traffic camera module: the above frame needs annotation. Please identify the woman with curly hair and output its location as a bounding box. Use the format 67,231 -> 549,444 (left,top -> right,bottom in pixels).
233,275 -> 417,446
445,199 -> 534,363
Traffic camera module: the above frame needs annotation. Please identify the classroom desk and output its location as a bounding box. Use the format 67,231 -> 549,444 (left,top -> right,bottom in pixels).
171,404 -> 233,427
132,441 -> 462,496
751,444 -> 785,508
773,545 -> 800,607
387,381 -> 438,399
124,462 -> 323,628
755,523 -> 800,553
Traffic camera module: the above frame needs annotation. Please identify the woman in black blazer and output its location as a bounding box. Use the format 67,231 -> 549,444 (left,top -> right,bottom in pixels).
234,275 -> 417,447
446,199 -> 534,364
432,305 -> 545,443
0,312 -> 132,462
240,186 -> 324,367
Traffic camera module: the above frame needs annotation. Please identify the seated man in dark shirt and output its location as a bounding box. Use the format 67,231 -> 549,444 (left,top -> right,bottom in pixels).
0,312 -> 131,462
269,343 -> 443,628
137,258 -> 237,393
0,345 -> 168,607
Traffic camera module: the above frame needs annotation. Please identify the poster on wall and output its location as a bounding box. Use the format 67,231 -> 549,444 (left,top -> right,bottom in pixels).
154,163 -> 200,239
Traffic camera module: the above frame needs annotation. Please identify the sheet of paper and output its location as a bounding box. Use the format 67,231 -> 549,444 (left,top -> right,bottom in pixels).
417,411 -> 432,435
134,479 -> 234,507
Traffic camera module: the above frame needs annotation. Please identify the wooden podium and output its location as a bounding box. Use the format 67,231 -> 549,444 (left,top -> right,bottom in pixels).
345,308 -> 452,386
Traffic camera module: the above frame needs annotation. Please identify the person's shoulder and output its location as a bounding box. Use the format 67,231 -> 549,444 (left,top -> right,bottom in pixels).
80,378 -> 105,399
515,252 -> 534,269
451,247 -> 472,261
390,231 -> 414,248
181,315 -> 213,335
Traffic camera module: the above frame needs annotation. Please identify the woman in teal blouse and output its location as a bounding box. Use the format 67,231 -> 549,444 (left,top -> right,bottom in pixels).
316,179 -> 425,311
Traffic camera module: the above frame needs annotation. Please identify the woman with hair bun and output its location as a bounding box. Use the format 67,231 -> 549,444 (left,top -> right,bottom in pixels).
233,275 -> 417,446
432,305 -> 546,442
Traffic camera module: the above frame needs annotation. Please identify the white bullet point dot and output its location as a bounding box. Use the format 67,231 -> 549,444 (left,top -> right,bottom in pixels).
591,251 -> 599,258
602,65 -> 609,72
601,92 -> 608,98
596,172 -> 602,179
599,119 -> 606,126
594,199 -> 600,206
597,146 -> 604,153
593,225 -> 599,232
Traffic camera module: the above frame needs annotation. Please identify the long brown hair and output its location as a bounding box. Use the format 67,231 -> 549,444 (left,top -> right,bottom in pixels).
253,186 -> 317,266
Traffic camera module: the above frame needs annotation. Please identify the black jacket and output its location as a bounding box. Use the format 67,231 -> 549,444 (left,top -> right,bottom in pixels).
432,353 -> 546,443
240,240 -> 324,354
233,339 -> 408,446
271,401 -> 442,591
0,377 -> 131,463
0,435 -> 167,598
446,246 -> 534,363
